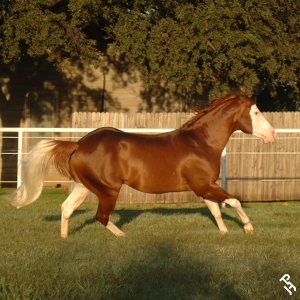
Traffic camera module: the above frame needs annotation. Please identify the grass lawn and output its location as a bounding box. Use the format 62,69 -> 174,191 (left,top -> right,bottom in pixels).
0,188 -> 299,300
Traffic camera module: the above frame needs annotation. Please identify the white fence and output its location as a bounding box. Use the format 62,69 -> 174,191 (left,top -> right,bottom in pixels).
1,128 -> 300,202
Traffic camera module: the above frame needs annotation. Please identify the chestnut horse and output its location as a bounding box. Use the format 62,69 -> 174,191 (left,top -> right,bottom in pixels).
7,93 -> 276,237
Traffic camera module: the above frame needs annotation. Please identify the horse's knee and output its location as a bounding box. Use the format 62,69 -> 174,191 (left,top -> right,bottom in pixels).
224,198 -> 241,209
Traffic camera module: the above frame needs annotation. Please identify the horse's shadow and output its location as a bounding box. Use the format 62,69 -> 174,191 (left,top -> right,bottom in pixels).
45,206 -> 244,235
115,207 -> 244,229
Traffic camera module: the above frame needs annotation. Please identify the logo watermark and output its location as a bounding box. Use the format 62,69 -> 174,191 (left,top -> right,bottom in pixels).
279,274 -> 296,295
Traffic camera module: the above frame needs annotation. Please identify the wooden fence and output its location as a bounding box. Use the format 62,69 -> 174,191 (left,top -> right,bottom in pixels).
71,111 -> 300,203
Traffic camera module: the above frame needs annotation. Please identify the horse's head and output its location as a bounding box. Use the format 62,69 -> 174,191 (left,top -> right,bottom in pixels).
237,94 -> 276,144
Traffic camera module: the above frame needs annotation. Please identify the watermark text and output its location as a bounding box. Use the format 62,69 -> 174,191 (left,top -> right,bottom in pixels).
279,274 -> 296,295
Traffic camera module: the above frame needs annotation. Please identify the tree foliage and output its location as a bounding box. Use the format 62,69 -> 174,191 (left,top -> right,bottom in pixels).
0,0 -> 104,67
1,0 -> 300,102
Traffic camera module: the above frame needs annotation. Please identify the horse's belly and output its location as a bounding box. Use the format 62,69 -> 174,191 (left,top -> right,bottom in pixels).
124,175 -> 191,194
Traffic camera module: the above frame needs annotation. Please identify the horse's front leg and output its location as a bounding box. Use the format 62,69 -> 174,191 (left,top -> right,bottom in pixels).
202,183 -> 253,234
223,198 -> 253,234
204,199 -> 228,234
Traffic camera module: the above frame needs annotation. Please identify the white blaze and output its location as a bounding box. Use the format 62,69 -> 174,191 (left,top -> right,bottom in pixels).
250,105 -> 276,143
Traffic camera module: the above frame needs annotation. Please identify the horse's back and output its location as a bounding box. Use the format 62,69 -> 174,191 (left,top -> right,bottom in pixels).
78,127 -> 180,152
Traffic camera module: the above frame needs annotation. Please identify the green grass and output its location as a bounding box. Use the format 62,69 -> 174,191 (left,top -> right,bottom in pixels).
0,188 -> 299,300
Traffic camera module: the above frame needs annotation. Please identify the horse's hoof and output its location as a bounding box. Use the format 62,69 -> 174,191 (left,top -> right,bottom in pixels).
115,232 -> 126,237
244,228 -> 254,235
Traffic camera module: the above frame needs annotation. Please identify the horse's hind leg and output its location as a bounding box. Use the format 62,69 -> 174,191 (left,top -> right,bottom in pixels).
94,190 -> 126,237
61,182 -> 90,238
204,199 -> 228,234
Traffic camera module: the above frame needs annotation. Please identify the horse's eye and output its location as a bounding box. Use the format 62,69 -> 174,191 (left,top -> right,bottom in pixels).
255,112 -> 259,115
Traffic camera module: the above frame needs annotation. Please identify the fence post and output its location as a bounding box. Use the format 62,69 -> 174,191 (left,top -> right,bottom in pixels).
17,130 -> 23,188
221,147 -> 226,208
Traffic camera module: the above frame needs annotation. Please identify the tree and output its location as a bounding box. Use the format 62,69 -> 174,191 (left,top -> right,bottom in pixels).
0,0 -> 105,67
110,0 -> 300,100
1,0 -> 300,107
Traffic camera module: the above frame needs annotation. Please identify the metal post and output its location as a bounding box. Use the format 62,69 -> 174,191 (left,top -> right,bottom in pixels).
221,147 -> 226,208
17,130 -> 23,188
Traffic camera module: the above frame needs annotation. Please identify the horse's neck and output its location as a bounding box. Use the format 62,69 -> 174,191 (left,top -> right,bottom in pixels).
193,109 -> 236,151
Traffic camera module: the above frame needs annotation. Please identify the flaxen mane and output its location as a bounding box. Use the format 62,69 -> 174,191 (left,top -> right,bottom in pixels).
181,93 -> 252,129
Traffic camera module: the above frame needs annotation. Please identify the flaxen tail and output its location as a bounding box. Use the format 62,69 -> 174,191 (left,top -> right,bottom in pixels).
6,140 -> 78,208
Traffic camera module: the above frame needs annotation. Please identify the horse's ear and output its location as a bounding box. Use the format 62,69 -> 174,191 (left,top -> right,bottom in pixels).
247,92 -> 254,98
